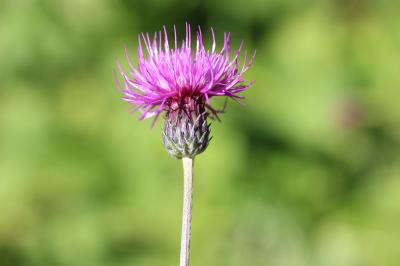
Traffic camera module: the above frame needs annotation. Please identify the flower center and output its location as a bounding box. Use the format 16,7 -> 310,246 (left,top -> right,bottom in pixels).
168,95 -> 203,114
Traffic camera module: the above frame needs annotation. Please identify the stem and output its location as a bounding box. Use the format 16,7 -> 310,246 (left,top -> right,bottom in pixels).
180,157 -> 194,266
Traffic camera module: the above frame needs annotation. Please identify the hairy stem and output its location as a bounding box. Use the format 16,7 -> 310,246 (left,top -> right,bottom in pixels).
180,157 -> 194,266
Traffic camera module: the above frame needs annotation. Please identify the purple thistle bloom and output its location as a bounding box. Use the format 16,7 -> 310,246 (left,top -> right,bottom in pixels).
116,23 -> 255,158
117,23 -> 255,120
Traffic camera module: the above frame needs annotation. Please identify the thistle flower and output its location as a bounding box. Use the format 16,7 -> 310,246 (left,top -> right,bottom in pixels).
116,23 -> 255,158
115,23 -> 255,266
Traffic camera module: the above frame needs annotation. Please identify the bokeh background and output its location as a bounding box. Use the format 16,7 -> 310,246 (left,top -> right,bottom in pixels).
1,0 -> 400,265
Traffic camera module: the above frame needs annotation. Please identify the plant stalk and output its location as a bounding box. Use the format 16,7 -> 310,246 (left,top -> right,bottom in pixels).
180,157 -> 194,266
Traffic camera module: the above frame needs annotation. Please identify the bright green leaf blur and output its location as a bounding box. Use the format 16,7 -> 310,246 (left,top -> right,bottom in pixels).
1,0 -> 400,266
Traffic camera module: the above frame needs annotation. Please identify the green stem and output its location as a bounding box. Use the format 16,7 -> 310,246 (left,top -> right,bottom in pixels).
180,157 -> 194,266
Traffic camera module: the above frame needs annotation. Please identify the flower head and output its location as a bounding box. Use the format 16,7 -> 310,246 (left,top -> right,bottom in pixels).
116,23 -> 255,158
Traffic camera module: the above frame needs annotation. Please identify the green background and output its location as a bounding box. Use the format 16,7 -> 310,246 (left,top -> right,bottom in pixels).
1,0 -> 400,265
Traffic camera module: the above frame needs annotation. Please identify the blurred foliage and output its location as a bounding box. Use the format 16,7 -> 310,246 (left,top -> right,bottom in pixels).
1,0 -> 400,265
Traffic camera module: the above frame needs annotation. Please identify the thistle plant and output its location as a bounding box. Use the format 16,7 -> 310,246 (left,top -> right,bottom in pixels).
116,23 -> 255,266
